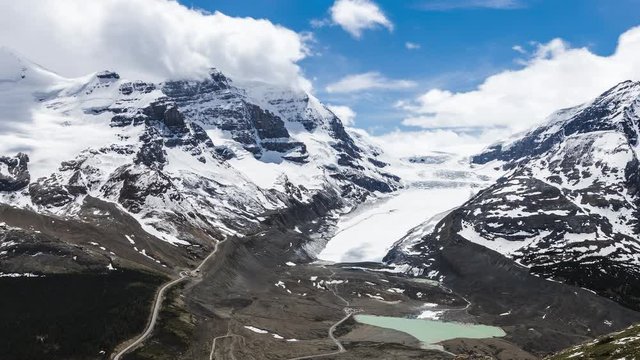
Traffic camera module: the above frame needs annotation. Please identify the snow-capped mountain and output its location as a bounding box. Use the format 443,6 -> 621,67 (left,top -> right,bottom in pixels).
0,48 -> 398,257
386,80 -> 640,310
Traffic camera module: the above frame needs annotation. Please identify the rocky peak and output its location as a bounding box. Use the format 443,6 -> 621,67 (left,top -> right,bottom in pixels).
95,70 -> 120,80
119,80 -> 156,96
0,153 -> 30,192
473,80 -> 640,167
388,81 -> 640,312
161,69 -> 232,100
143,101 -> 188,132
0,55 -> 400,250
0,48 -> 62,86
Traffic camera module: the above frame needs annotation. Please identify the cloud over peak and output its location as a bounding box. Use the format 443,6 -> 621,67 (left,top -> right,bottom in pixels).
327,104 -> 357,126
399,26 -> 640,132
0,0 -> 311,89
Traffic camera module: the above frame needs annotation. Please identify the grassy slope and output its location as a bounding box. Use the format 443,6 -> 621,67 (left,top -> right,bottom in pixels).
549,323 -> 640,360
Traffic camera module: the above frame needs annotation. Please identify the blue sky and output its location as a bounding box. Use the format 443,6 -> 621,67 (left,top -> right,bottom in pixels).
179,0 -> 640,134
4,0 -> 640,155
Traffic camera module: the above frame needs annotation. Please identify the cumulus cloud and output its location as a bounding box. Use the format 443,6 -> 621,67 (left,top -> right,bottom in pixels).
512,45 -> 526,54
400,26 -> 640,132
326,72 -> 416,93
329,0 -> 393,38
327,105 -> 357,126
405,42 -> 421,50
0,0 -> 311,88
370,128 -> 511,158
418,0 -> 524,11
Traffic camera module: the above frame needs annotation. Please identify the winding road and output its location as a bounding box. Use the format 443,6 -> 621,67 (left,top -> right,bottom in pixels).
209,323 -> 245,360
111,238 -> 228,360
285,268 -> 359,360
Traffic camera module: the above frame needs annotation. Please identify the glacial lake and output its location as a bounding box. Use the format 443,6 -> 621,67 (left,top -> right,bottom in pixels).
355,314 -> 506,350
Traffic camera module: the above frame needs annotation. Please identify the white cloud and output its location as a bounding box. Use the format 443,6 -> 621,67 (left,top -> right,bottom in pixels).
370,128 -> 511,158
406,42 -> 421,50
512,45 -> 526,54
400,26 -> 640,132
326,72 -> 416,93
327,105 -> 357,126
330,0 -> 393,38
310,18 -> 332,29
0,0 -> 311,89
418,0 -> 524,11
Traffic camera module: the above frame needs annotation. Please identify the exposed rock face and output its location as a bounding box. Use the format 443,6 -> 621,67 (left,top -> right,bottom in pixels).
0,64 -> 398,248
144,102 -> 188,132
472,80 -> 640,167
160,72 -> 308,161
136,126 -> 166,169
118,80 -> 156,96
29,176 -> 75,208
104,167 -> 179,214
386,81 -> 640,310
96,70 -> 120,80
0,153 -> 29,192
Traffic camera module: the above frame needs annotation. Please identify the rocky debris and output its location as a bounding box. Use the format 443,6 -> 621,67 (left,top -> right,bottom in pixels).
96,70 -> 120,80
214,145 -> 235,160
407,154 -> 451,165
328,116 -> 361,160
110,113 -> 146,127
29,175 -> 75,208
104,166 -> 179,214
266,93 -> 319,131
143,101 -> 189,133
368,157 -> 388,168
0,153 -> 30,192
119,80 -> 156,96
331,172 -> 397,195
66,171 -> 88,196
161,68 -> 232,100
135,126 -> 166,169
247,103 -> 289,139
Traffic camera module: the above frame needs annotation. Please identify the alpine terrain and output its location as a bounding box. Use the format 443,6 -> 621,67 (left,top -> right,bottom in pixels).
2,45 -> 640,360
386,81 -> 640,356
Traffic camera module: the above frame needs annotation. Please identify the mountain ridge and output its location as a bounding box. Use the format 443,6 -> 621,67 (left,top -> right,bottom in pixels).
386,79 -> 640,310
0,48 -> 400,284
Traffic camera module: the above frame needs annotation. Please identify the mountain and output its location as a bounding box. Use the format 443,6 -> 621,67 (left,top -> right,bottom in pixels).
384,81 -> 640,354
5,46 -> 640,360
468,80 -> 640,309
0,48 -> 398,275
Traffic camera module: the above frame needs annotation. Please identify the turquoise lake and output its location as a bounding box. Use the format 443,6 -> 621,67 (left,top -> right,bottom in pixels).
355,314 -> 506,349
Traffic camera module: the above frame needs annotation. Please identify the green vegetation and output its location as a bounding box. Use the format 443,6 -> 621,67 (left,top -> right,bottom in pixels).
0,270 -> 165,360
550,323 -> 640,360
125,283 -> 197,360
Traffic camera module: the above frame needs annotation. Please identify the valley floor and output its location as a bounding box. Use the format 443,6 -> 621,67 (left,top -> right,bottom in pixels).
115,219 -> 539,360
